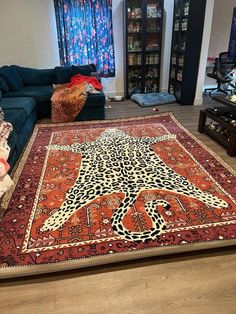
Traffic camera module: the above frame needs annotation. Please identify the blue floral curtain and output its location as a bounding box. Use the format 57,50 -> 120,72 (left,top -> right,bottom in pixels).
54,0 -> 115,77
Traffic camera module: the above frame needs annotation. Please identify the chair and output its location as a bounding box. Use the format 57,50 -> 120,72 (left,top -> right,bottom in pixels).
219,51 -> 236,76
219,51 -> 235,67
204,52 -> 234,96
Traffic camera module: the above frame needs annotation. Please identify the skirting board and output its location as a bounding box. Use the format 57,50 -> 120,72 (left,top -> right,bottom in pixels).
194,96 -> 203,106
104,91 -> 124,98
104,88 -> 169,98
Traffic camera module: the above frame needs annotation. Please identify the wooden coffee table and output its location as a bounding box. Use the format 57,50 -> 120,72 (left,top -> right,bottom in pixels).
211,95 -> 236,111
198,95 -> 236,156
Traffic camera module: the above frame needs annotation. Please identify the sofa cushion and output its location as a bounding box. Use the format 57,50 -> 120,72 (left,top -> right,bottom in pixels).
85,92 -> 105,108
55,66 -> 73,84
3,109 -> 26,134
72,64 -> 96,77
12,66 -> 56,86
76,92 -> 105,121
0,76 -> 9,94
7,110 -> 36,169
7,129 -> 18,162
0,97 -> 36,119
76,103 -> 105,121
4,85 -> 53,104
0,66 -> 24,91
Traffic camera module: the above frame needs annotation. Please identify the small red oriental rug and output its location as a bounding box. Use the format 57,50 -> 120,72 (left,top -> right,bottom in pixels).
0,113 -> 236,278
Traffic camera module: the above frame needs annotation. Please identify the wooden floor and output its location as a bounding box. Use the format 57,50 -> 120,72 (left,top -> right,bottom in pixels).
1,100 -> 236,314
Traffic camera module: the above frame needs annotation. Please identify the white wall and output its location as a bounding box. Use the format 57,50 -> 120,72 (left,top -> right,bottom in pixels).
194,0 -> 215,105
102,0 -> 124,97
0,0 -> 60,68
160,0 -> 174,92
208,0 -> 236,58
203,0 -> 236,88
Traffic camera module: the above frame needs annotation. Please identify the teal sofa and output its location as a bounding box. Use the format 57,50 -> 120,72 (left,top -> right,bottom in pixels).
0,64 -> 105,168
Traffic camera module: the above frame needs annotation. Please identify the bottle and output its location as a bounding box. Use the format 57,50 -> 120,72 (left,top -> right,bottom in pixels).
137,54 -> 141,64
128,55 -> 134,65
184,2 -> 189,16
128,7 -> 131,18
171,69 -> 175,79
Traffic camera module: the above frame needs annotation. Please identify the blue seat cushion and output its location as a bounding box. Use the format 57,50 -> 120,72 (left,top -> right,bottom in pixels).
85,92 -> 105,108
3,109 -> 26,134
4,85 -> 53,104
8,132 -> 18,161
55,66 -> 73,84
71,64 -> 96,77
0,97 -> 36,119
7,110 -> 37,169
12,66 -> 56,86
0,76 -> 9,94
0,66 -> 24,91
55,65 -> 98,84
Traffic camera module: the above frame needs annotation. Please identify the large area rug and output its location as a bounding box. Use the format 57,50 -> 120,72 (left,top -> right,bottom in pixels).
0,113 -> 236,278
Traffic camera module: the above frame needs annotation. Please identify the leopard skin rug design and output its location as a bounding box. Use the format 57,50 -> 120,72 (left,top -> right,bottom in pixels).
41,129 -> 228,242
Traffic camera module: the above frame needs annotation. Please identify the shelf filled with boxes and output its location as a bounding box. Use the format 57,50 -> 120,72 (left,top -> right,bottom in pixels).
168,0 -> 206,105
124,0 -> 164,97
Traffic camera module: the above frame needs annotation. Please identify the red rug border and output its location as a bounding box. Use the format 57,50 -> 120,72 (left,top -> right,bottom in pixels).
0,238 -> 235,279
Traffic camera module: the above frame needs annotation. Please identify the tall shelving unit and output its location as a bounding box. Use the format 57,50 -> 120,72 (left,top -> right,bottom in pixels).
168,0 -> 206,105
124,0 -> 164,98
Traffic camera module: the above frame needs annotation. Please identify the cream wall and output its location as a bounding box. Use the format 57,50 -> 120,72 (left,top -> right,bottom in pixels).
208,0 -> 236,58
160,0 -> 174,92
0,0 -> 60,68
204,0 -> 236,88
102,0 -> 125,97
194,0 -> 215,105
